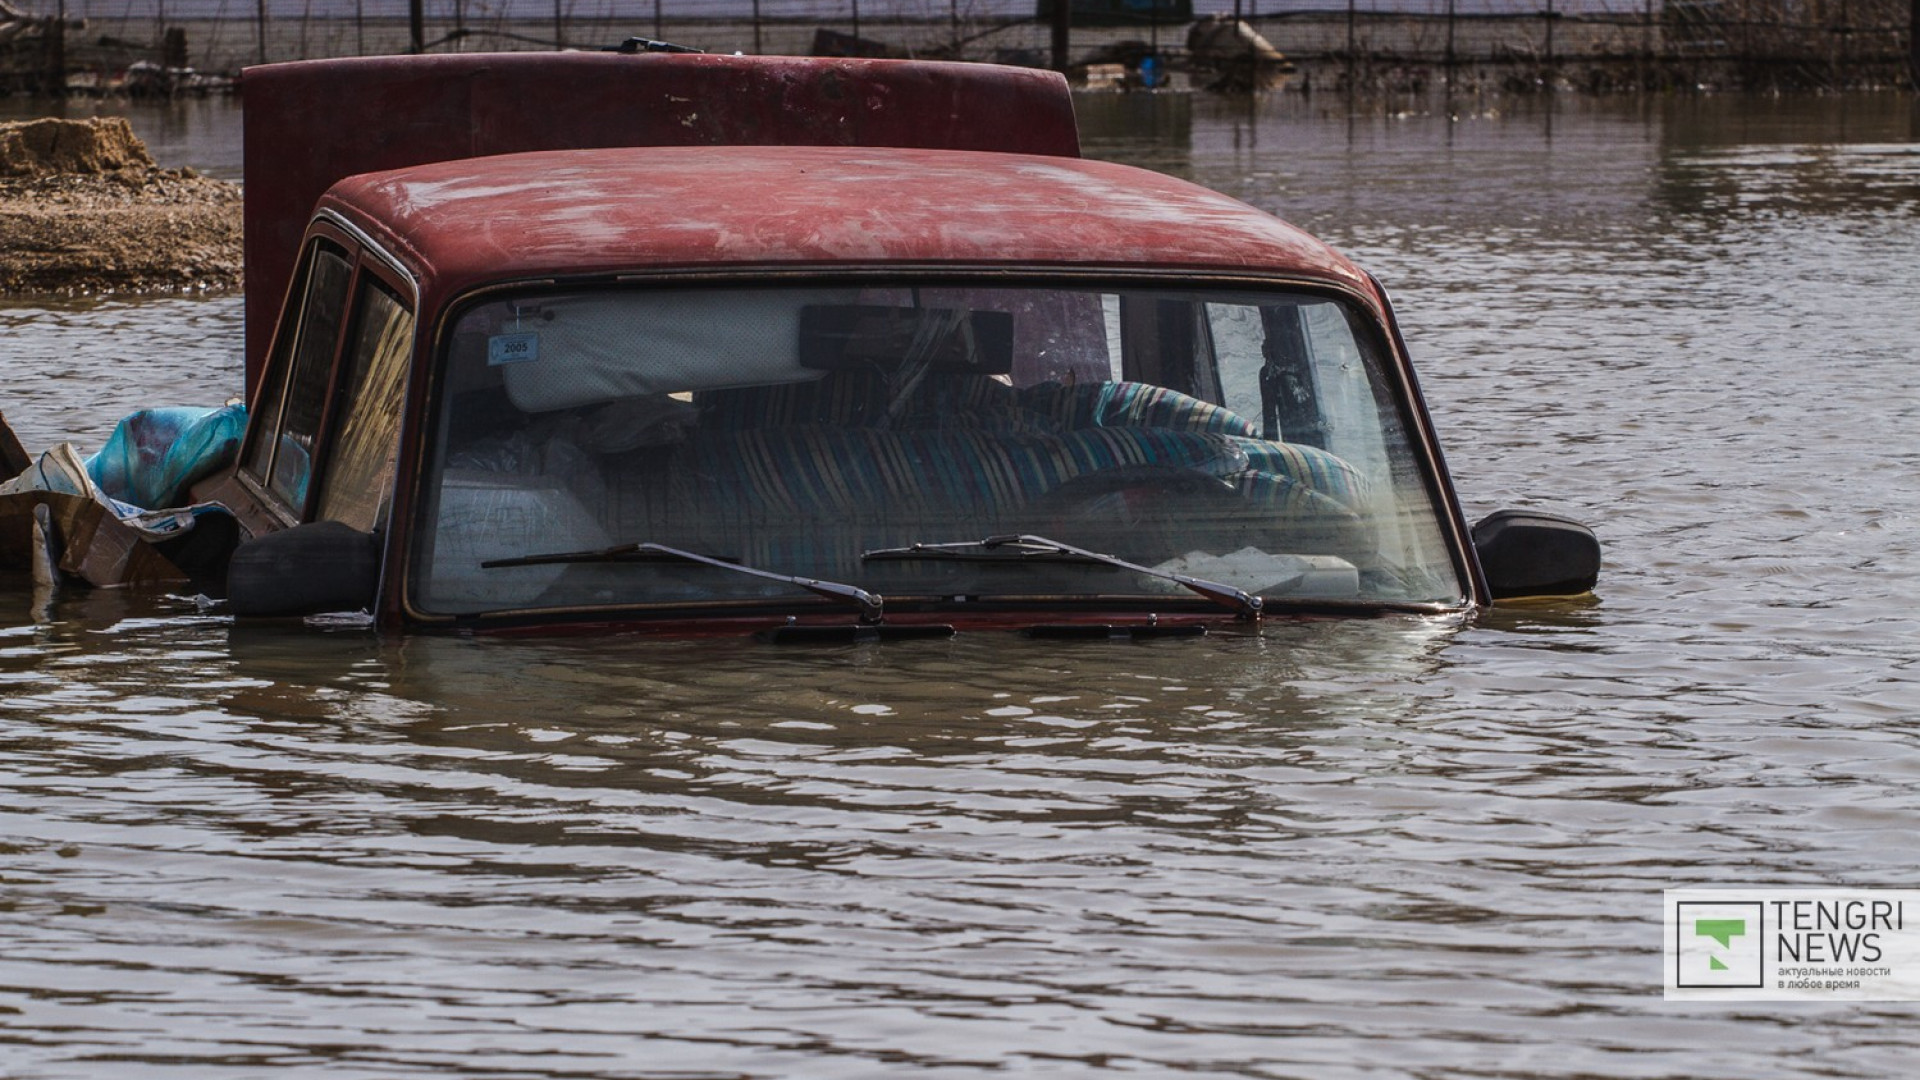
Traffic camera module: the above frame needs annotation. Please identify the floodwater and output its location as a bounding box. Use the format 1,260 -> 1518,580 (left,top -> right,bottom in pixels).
2,91 -> 1918,1078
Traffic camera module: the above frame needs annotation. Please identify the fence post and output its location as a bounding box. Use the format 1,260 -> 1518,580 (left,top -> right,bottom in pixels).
256,0 -> 268,64
1910,0 -> 1918,90
43,0 -> 65,95
1642,0 -> 1652,86
1346,0 -> 1356,91
1545,0 -> 1556,73
1835,0 -> 1846,84
1242,0 -> 1251,75
1051,0 -> 1071,72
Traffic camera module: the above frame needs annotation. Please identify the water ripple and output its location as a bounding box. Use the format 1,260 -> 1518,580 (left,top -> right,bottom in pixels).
1,93 -> 1918,1078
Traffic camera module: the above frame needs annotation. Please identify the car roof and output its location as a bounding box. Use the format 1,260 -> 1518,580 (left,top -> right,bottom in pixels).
318,144 -> 1376,304
239,53 -> 1082,388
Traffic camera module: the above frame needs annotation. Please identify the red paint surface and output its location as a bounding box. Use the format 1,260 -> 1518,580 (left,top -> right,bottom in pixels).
322,144 -> 1376,321
330,142 -> 1388,631
240,52 -> 1080,391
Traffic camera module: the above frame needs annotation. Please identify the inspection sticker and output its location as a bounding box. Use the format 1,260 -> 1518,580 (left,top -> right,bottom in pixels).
1666,889 -> 1920,1000
487,332 -> 540,366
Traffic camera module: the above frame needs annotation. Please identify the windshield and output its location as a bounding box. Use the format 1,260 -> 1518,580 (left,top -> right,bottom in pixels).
409,282 -> 1465,618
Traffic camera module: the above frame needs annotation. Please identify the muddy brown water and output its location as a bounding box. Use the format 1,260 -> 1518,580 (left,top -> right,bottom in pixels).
1,92 -> 1917,1078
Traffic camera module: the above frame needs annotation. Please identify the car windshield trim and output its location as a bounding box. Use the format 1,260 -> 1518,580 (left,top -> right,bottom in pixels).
411,280 -> 1471,620
482,542 -> 884,623
862,534 -> 1267,620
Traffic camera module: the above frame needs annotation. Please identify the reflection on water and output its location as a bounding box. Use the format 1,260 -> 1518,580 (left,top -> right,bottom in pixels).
0,296 -> 244,451
3,92 -> 1919,1078
0,96 -> 246,180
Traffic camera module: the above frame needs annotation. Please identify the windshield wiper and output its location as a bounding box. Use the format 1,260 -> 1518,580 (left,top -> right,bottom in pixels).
862,534 -> 1263,621
483,542 -> 883,623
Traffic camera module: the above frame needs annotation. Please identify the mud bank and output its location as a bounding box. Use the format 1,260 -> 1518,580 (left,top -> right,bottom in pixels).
0,117 -> 241,296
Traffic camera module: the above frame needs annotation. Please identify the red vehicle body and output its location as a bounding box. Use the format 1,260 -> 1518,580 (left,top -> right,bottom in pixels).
200,51 -> 1596,638
235,51 -> 1081,389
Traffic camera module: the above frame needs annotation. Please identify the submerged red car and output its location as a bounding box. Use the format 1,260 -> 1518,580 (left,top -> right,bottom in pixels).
183,50 -> 1596,638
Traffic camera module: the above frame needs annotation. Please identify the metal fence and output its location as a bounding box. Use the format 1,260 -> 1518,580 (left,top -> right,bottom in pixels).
5,0 -> 1916,89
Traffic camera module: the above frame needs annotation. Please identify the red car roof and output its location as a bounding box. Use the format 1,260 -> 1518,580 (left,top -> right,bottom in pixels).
321,144 -> 1375,305
240,53 -> 1082,392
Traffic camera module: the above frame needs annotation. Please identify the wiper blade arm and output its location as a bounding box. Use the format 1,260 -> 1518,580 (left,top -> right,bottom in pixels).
484,542 -> 883,623
988,534 -> 1263,620
864,540 -> 1080,564
863,534 -> 1263,621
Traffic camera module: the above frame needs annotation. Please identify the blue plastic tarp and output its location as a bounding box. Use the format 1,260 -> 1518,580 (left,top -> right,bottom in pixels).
83,405 -> 248,512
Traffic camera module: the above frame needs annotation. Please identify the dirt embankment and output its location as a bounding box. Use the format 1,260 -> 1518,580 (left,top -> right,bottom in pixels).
0,117 -> 242,295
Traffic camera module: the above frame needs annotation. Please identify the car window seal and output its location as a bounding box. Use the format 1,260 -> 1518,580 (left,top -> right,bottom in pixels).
482,541 -> 884,623
862,533 -> 1267,621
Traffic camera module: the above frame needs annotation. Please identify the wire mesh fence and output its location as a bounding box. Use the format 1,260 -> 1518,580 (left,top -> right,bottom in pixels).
4,0 -> 1915,89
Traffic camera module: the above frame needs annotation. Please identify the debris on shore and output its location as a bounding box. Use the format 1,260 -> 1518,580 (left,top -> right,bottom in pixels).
0,116 -> 241,295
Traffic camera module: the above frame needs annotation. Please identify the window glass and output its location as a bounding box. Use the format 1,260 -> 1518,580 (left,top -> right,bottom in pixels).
244,241 -> 339,484
411,283 -> 1464,617
243,243 -> 352,510
315,279 -> 413,532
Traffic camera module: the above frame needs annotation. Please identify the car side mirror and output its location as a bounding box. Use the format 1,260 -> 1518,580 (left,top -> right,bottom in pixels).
1471,509 -> 1600,601
226,520 -> 379,617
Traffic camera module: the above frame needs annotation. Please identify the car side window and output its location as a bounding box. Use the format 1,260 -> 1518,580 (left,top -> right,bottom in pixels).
241,239 -> 353,512
315,279 -> 414,532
